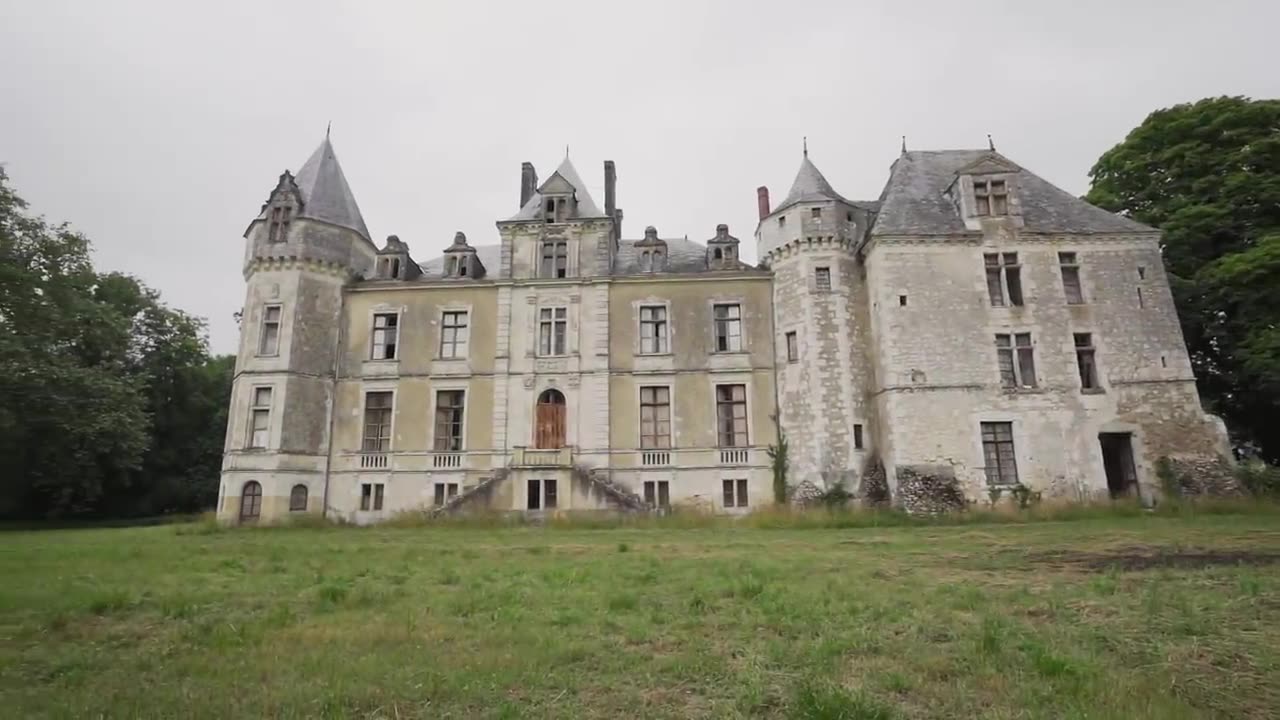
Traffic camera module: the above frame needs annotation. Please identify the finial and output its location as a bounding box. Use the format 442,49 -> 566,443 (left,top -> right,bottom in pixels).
326,121 -> 331,139
901,135 -> 907,154
803,136 -> 808,157
987,134 -> 995,151
565,144 -> 569,159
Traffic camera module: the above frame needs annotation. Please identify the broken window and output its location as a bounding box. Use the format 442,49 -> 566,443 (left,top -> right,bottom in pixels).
984,253 -> 1023,307
995,333 -> 1036,388
540,241 -> 568,278
371,313 -> 398,360
362,391 -> 393,452
814,267 -> 831,291
981,422 -> 1019,486
434,390 -> 465,451
289,484 -> 308,512
854,424 -> 864,450
440,310 -> 469,358
640,386 -> 671,449
360,482 -> 385,511
433,482 -> 459,507
268,204 -> 292,242
240,481 -> 262,521
259,305 -> 281,356
526,479 -> 557,510
643,480 -> 670,509
248,386 -> 272,448
786,331 -> 798,362
810,207 -> 821,219
538,307 -> 568,356
1075,333 -> 1100,390
716,384 -> 748,447
639,305 -> 668,354
1059,252 -> 1084,305
973,179 -> 1009,216
713,303 -> 742,352
722,478 -> 749,508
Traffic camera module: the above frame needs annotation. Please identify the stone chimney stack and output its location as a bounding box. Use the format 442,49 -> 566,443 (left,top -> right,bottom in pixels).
520,162 -> 538,209
757,186 -> 771,220
604,160 -> 617,219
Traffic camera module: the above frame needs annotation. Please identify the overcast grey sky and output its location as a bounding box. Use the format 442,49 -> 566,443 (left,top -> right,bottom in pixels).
2,0 -> 1277,353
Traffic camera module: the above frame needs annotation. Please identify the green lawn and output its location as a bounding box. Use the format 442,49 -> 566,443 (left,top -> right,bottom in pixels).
2,514 -> 1279,719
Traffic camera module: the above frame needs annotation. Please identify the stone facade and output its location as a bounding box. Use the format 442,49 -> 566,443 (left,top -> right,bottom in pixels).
217,137 -> 1231,524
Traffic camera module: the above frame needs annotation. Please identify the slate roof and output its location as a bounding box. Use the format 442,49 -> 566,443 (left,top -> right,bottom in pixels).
772,154 -> 880,216
291,136 -> 372,240
871,150 -> 1155,237
507,156 -> 605,221
614,236 -> 760,275
418,244 -> 502,278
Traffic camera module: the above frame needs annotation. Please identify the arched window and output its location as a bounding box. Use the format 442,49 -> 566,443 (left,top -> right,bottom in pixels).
535,388 -> 567,449
653,250 -> 665,271
640,251 -> 651,272
390,258 -> 401,278
240,481 -> 262,522
713,247 -> 723,260
289,484 -> 308,512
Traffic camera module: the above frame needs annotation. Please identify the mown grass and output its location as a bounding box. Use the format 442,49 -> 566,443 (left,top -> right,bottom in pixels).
2,509 -> 1279,718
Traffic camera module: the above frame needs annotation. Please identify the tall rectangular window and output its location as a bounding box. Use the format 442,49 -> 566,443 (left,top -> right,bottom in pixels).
538,307 -> 568,355
722,479 -> 749,508
433,482 -> 459,507
639,386 -> 671,449
643,480 -> 670,509
853,423 -> 864,450
713,303 -> 742,352
434,390 -> 465,451
716,384 -> 748,447
362,391 -> 393,452
973,179 -> 1009,216
360,482 -> 385,511
995,333 -> 1037,388
1075,333 -> 1100,390
785,331 -> 798,362
440,311 -> 469,359
258,305 -> 281,356
540,241 -> 568,278
371,313 -> 398,360
268,205 -> 292,242
639,305 -> 668,354
1059,252 -> 1084,305
814,267 -> 831,291
981,422 -> 1019,486
984,253 -> 1023,307
248,387 -> 272,448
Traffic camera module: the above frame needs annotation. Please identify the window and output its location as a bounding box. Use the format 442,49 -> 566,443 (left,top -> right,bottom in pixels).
1059,252 -> 1084,305
538,307 -> 568,355
259,305 -> 281,356
722,479 -> 749,508
248,386 -> 272,448
785,331 -> 798,362
981,422 -> 1019,486
847,211 -> 854,222
527,479 -> 557,510
434,390 -> 465,451
1075,333 -> 1100,390
640,386 -> 671,449
713,303 -> 742,352
360,483 -> 385,511
540,241 -> 568,278
995,333 -> 1037,388
289,484 -> 308,512
984,253 -> 1023,307
240,481 -> 262,521
639,305 -> 668,354
362,391 -> 393,452
651,250 -> 665,271
390,258 -> 401,278
973,179 -> 1009,216
371,313 -> 399,360
1137,287 -> 1145,308
268,205 -> 292,242
810,207 -> 821,219
440,311 -> 469,359
854,424 -> 864,450
433,482 -> 459,507
1137,266 -> 1147,280
814,267 -> 831,291
643,481 -> 670,509
778,215 -> 786,227
640,251 -> 652,272
716,384 -> 748,447
899,295 -> 907,306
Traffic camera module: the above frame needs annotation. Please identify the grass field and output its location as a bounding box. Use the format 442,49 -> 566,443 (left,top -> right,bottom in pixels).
2,511 -> 1279,719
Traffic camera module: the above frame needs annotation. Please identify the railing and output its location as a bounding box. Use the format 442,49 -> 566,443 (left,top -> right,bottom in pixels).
512,447 -> 572,467
641,450 -> 671,467
719,448 -> 750,466
432,453 -> 463,469
359,453 -> 389,469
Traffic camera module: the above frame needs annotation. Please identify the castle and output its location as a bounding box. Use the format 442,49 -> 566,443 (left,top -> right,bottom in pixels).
217,135 -> 1231,523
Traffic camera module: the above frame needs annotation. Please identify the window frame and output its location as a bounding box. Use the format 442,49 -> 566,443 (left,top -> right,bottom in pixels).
1075,332 -> 1101,391
370,311 -> 400,361
433,389 -> 466,451
267,203 -> 293,243
980,422 -> 1019,486
1059,252 -> 1085,305
537,306 -> 569,356
361,390 -> 394,452
247,385 -> 272,449
973,178 -> 1009,217
643,480 -> 671,509
439,309 -> 470,359
814,266 -> 832,292
995,333 -> 1037,389
240,481 -> 262,521
526,479 -> 558,510
712,303 -> 743,353
639,385 -> 672,450
258,304 -> 282,356
984,253 -> 1023,307
715,383 -> 749,448
722,478 -> 749,508
289,484 -> 308,512
785,331 -> 798,363
539,240 -> 569,278
853,423 -> 864,450
638,304 -> 669,355
433,482 -> 460,507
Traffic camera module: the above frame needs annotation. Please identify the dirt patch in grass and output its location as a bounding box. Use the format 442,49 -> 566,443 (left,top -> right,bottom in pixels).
1031,545 -> 1280,572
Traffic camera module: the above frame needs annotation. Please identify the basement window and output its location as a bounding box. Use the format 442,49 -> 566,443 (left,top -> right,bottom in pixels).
433,482 -> 459,507
360,483 -> 385,511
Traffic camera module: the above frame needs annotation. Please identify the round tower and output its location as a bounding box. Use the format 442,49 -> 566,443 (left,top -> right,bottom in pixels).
756,148 -> 878,497
218,134 -> 378,524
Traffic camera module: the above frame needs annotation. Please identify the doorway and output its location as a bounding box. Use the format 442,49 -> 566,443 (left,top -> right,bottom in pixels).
1099,433 -> 1138,498
535,389 -> 566,449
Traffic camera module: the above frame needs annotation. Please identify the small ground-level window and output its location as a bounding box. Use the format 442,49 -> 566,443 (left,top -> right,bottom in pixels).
527,479 -> 557,510
722,479 -> 749,508
240,481 -> 262,521
289,484 -> 308,512
433,482 -> 459,507
643,480 -> 670,509
360,483 -> 385,511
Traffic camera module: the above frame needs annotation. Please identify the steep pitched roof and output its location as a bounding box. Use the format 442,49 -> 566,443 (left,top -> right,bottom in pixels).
613,236 -> 761,275
772,154 -> 879,215
507,156 -> 605,221
291,136 -> 371,240
871,150 -> 1155,237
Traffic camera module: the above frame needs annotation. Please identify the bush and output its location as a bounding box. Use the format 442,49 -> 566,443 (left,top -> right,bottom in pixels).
1236,461 -> 1280,497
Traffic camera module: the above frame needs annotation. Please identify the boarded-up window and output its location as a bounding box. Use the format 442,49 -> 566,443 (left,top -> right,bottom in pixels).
289,484 -> 308,512
248,387 -> 272,448
1075,333 -> 1099,390
371,313 -> 398,360
644,480 -> 670,509
538,307 -> 568,356
362,392 -> 393,452
639,305 -> 667,354
240,481 -> 262,521
440,311 -> 469,358
259,305 -> 281,355
722,479 -> 749,508
535,389 -> 566,449
1059,252 -> 1084,304
713,304 -> 742,352
984,253 -> 1022,307
981,422 -> 1019,485
716,384 -> 748,447
995,333 -> 1036,388
640,386 -> 671,449
434,390 -> 465,451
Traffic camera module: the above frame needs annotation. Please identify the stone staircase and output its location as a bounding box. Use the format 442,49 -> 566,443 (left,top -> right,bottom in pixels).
428,468 -> 509,517
573,465 -> 647,512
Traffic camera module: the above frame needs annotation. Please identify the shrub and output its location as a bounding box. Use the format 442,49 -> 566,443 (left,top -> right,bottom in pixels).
1236,461 -> 1280,497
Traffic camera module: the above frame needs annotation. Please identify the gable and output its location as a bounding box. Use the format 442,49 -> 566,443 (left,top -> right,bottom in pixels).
955,154 -> 1021,177
538,172 -> 576,195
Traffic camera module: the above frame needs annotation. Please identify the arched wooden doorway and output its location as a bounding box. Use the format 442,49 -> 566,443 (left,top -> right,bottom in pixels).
535,389 -> 566,448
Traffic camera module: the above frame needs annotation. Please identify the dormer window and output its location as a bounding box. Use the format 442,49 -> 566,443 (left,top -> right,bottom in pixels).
974,179 -> 1009,216
268,204 -> 292,242
458,260 -> 468,277
713,248 -> 723,260
390,258 -> 401,278
652,249 -> 665,271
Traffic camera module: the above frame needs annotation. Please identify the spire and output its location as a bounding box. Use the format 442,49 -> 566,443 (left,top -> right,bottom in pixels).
774,151 -> 850,214
901,135 -> 907,154
988,134 -> 995,151
292,134 -> 371,241
326,121 -> 331,139
803,136 -> 808,158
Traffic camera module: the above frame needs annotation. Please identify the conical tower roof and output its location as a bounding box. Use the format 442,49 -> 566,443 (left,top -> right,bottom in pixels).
292,135 -> 371,240
774,152 -> 852,213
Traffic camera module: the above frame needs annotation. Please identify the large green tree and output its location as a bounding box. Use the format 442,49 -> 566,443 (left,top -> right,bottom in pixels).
1086,96 -> 1280,460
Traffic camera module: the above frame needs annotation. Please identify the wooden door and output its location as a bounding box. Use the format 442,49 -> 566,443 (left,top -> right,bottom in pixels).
535,390 -> 566,448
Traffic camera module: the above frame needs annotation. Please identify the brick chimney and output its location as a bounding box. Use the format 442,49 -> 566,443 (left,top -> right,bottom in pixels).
757,186 -> 771,220
520,162 -> 538,209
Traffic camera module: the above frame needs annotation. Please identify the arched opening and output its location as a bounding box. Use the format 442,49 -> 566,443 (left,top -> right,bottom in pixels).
289,484 -> 308,512
713,247 -> 723,260
240,481 -> 262,522
535,388 -> 566,449
459,259 -> 468,277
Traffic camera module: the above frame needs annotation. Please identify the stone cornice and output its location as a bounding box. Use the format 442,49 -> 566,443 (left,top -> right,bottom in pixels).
244,255 -> 357,280
762,234 -> 857,265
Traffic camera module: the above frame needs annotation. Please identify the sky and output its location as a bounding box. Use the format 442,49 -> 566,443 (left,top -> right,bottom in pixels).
2,0 -> 1277,354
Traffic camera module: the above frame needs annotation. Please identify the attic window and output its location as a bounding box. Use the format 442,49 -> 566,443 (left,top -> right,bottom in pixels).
974,179 -> 1009,216
390,258 -> 400,279
652,249 -> 664,271
268,205 -> 292,242
458,259 -> 468,277
713,248 -> 723,260
640,251 -> 652,272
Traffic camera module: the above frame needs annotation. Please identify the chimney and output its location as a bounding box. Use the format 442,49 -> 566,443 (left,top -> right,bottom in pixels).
757,186 -> 771,220
604,160 -> 617,219
520,162 -> 537,209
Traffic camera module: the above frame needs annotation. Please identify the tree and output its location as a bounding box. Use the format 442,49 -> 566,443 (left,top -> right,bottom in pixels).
1086,96 -> 1280,460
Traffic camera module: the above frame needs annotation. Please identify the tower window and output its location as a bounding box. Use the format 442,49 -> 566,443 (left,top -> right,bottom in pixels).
785,331 -> 798,362
258,305 -> 282,356
540,241 -> 568,278
778,215 -> 786,227
810,208 -> 821,219
248,386 -> 272,448
268,204 -> 292,242
814,267 -> 831,291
